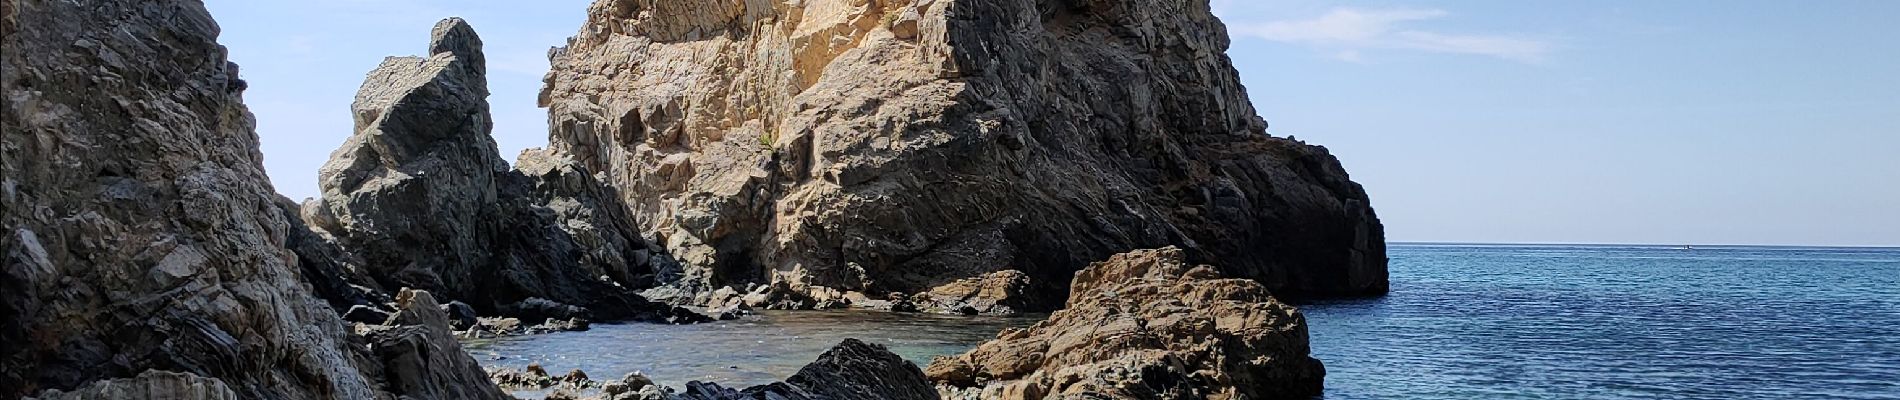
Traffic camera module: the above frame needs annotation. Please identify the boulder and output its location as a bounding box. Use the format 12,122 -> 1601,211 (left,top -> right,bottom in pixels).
928,247 -> 1325,399
916,270 -> 1037,315
541,0 -> 1387,308
666,339 -> 940,400
364,289 -> 512,400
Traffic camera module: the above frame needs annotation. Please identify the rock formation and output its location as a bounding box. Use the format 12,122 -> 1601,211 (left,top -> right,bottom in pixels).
669,339 -> 941,400
927,247 -> 1325,399
298,18 -> 702,324
541,0 -> 1387,309
1,1 -> 502,398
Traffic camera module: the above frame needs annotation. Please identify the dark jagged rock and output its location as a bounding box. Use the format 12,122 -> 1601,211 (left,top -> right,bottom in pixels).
297,18 -> 702,324
363,289 -> 512,400
928,248 -> 1325,399
670,339 -> 940,400
543,0 -> 1387,310
0,2 -> 503,398
277,196 -> 392,314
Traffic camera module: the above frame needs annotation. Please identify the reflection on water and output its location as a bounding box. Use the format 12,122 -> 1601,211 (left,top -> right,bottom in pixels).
464,310 -> 1042,389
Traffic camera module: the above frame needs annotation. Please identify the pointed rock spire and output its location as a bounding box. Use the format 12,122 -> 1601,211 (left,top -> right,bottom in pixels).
429,17 -> 486,78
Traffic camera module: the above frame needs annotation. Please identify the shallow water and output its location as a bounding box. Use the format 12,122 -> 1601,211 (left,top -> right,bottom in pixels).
469,244 -> 1900,399
463,310 -> 1042,389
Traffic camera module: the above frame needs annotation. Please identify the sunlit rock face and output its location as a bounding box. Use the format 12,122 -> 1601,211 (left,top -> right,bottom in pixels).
542,0 -> 1387,306
928,247 -> 1325,399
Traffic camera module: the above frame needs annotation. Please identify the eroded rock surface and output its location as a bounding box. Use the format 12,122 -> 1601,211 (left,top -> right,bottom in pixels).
542,0 -> 1387,308
927,247 -> 1324,399
0,2 -> 502,398
298,18 -> 702,324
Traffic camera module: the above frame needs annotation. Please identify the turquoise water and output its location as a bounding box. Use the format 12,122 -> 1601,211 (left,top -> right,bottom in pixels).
469,244 -> 1900,399
1304,244 -> 1900,399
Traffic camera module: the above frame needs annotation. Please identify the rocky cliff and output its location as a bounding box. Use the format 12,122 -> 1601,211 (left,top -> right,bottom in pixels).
299,18 -> 701,324
928,247 -> 1325,399
1,1 -> 502,398
541,0 -> 1387,307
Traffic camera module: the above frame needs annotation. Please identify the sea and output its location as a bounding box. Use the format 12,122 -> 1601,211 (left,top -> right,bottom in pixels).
468,244 -> 1900,399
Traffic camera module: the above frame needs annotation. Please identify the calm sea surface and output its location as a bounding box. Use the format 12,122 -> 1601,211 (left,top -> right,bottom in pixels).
469,244 -> 1900,399
1308,244 -> 1900,399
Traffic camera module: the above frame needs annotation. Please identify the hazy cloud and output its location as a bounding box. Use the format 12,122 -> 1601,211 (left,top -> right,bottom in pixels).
1224,7 -> 1552,63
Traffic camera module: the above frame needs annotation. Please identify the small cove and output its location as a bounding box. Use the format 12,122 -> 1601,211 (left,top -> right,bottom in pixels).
463,310 -> 1043,392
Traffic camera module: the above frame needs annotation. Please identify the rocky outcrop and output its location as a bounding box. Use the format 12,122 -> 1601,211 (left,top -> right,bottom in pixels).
298,18 -> 702,324
0,1 -> 502,398
672,339 -> 941,400
914,270 -> 1039,315
927,247 -> 1324,399
362,289 -> 511,400
541,0 -> 1387,308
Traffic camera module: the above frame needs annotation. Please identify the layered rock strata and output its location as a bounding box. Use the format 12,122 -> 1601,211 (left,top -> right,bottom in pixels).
0,1 -> 503,398
927,247 -> 1325,399
542,0 -> 1387,309
298,18 -> 701,324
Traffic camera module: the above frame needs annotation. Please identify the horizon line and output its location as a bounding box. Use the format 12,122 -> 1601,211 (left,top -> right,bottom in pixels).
1388,241 -> 1900,249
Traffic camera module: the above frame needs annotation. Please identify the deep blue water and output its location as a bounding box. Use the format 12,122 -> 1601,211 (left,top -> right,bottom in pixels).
1303,244 -> 1900,399
471,244 -> 1900,399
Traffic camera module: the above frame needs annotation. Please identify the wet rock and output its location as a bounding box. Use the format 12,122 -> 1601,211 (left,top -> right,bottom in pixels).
299,17 -> 702,325
442,300 -> 482,330
928,247 -> 1325,399
2,3 -> 501,398
488,366 -> 555,390
621,372 -> 657,392
544,0 -> 1387,307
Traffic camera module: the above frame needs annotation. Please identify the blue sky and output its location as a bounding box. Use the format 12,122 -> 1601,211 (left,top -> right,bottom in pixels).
204,0 -> 1900,247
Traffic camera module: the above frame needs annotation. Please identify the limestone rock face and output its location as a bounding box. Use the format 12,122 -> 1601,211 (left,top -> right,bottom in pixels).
0,2 -> 501,399
301,18 -> 698,323
927,247 -> 1325,399
542,0 -> 1387,306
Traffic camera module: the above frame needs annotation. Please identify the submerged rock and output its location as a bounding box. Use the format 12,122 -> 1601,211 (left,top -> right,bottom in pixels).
296,17 -> 701,324
543,0 -> 1387,307
0,2 -> 502,398
928,247 -> 1325,399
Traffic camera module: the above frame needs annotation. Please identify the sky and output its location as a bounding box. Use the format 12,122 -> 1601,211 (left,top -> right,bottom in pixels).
204,0 -> 1900,247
